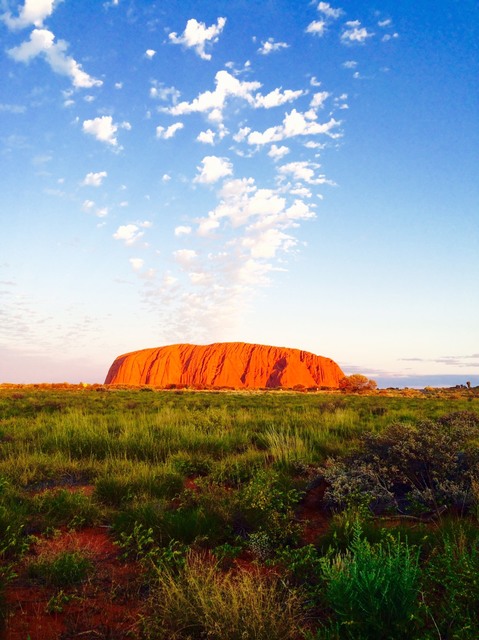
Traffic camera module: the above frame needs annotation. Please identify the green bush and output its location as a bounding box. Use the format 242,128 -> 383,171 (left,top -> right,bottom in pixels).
320,523 -> 420,639
324,411 -> 479,516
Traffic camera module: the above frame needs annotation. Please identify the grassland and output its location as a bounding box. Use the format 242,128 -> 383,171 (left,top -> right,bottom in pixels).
0,384 -> 478,638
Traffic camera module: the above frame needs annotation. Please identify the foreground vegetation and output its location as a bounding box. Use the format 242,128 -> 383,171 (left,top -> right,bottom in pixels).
0,384 -> 478,638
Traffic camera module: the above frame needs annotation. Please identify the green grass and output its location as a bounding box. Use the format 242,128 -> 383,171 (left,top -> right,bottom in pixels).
0,385 -> 478,638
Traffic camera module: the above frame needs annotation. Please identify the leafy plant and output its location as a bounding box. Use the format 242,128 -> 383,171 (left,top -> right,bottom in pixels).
320,522 -> 421,639
324,411 -> 479,516
423,523 -> 479,639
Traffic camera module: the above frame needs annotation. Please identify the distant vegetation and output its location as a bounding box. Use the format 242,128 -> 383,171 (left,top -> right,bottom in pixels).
0,384 -> 478,638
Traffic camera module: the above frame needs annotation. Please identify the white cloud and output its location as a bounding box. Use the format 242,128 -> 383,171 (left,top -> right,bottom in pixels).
197,129 -> 216,144
242,228 -> 296,259
310,91 -> 330,109
254,88 -> 304,109
145,49 -> 156,58
174,249 -> 198,266
113,224 -> 144,245
8,29 -> 102,88
257,38 -> 289,55
81,171 -> 107,187
247,109 -> 340,145
194,155 -> 233,184
149,83 -> 180,103
174,225 -> 192,236
96,207 -> 108,218
129,258 -> 145,271
82,200 -> 95,212
342,60 -> 357,68
233,126 -> 251,143
278,160 -> 333,185
306,21 -> 326,36
378,18 -> 392,27
382,33 -> 399,42
169,17 -> 226,61
3,0 -> 56,30
156,122 -> 184,139
317,2 -> 343,19
83,116 -> 129,146
166,70 -> 261,122
268,144 -> 290,160
341,21 -> 374,44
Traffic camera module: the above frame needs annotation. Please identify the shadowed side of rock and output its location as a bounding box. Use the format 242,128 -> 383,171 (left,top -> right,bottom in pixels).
104,342 -> 344,389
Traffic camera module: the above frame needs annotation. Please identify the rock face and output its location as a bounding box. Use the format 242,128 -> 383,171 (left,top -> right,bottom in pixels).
104,342 -> 344,389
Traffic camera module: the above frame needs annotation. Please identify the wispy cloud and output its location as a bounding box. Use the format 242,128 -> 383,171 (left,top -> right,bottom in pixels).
341,20 -> 374,44
257,38 -> 289,55
8,29 -> 102,88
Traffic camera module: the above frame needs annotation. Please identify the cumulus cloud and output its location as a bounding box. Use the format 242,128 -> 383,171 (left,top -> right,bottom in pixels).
174,249 -> 198,266
341,21 -> 374,44
257,38 -> 289,55
254,88 -> 304,109
169,17 -> 226,60
2,0 -> 56,30
278,160 -> 333,185
174,225 -> 192,236
83,116 -> 130,147
113,224 -> 144,245
268,144 -> 290,160
165,70 -> 261,122
306,21 -> 326,36
81,171 -> 107,187
145,49 -> 156,58
8,29 -> 102,88
165,69 -> 303,123
247,109 -> 340,145
197,129 -> 216,144
156,122 -> 184,139
317,2 -> 343,19
194,155 -> 233,184
310,91 -> 330,109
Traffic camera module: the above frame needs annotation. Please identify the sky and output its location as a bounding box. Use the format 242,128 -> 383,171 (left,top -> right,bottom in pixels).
0,0 -> 478,388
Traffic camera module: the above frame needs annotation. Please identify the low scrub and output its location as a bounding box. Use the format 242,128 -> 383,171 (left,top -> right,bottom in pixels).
323,411 -> 479,516
142,551 -> 304,640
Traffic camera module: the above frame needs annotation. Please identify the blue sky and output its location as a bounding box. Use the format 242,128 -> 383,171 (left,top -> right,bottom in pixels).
1,0 -> 478,387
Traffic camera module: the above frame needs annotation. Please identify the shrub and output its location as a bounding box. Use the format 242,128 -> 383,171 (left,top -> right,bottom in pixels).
323,411 -> 479,516
320,523 -> 420,639
142,551 -> 304,639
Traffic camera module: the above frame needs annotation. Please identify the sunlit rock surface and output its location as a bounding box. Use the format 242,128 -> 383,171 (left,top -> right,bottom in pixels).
104,342 -> 344,389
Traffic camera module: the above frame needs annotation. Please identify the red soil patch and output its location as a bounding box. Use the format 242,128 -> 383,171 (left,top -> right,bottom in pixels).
3,527 -> 143,640
297,480 -> 330,544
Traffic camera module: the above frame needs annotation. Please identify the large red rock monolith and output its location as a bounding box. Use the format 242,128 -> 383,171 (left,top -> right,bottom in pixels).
104,342 -> 344,389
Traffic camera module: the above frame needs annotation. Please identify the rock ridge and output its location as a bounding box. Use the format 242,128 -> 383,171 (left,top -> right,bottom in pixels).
104,342 -> 344,389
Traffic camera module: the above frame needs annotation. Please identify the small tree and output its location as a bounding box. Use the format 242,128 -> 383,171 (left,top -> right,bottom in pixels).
339,374 -> 377,393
